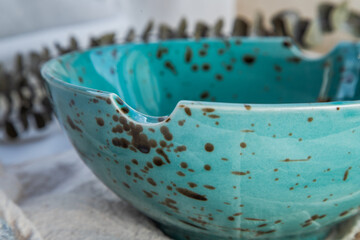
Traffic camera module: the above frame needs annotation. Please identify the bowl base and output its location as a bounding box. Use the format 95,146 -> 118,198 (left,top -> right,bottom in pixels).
156,222 -> 332,240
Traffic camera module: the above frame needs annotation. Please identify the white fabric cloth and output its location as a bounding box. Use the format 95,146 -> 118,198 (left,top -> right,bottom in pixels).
1,148 -> 170,240
0,122 -> 169,240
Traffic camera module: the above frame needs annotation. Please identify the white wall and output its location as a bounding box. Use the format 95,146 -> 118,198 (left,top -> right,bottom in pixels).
0,0 -> 236,38
0,0 -> 123,38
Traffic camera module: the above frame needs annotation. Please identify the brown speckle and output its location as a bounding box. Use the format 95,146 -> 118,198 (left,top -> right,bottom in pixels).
245,218 -> 266,221
180,162 -> 188,168
185,47 -> 192,63
111,125 -> 123,133
202,63 -> 211,71
160,126 -> 173,141
343,167 -> 351,181
177,171 -> 186,177
215,74 -> 223,81
188,182 -> 197,188
340,210 -> 349,217
178,120 -> 185,126
184,107 -> 192,116
131,159 -> 138,165
176,188 -> 207,201
287,57 -> 302,63
112,138 -> 130,148
204,185 -> 215,190
283,40 -> 292,48
204,164 -> 211,171
120,107 -> 129,114
66,116 -> 82,132
202,108 -> 215,113
112,115 -> 119,122
174,145 -> 187,153
96,117 -> 104,126
191,64 -> 198,71
243,55 -> 256,65
146,162 -> 153,168
308,117 -> 313,122
244,105 -> 251,110
156,47 -> 168,59
208,114 -> 220,119
240,142 -> 247,148
147,178 -> 157,186
205,143 -> 214,152
200,91 -> 209,99
256,230 -> 276,236
281,156 -> 311,162
232,171 -> 249,176
199,49 -> 207,57
156,148 -> 170,164
164,61 -> 177,75
153,156 -> 164,166
161,198 -> 178,211
274,65 -> 282,72
179,220 -> 207,230
143,190 -> 153,198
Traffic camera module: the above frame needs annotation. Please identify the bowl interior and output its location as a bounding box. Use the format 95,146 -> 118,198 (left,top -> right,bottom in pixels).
47,38 -> 360,117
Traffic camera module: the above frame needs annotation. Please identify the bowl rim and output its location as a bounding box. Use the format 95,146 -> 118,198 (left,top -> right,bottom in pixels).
41,37 -> 360,124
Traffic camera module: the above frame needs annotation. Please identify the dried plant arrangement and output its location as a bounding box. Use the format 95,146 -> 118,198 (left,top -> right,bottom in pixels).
0,1 -> 358,140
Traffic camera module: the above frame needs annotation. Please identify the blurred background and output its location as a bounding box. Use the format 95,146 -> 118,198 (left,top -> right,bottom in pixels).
2,0 -> 360,161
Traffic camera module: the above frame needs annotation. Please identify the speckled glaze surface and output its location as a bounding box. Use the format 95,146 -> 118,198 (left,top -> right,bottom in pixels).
42,38 -> 360,240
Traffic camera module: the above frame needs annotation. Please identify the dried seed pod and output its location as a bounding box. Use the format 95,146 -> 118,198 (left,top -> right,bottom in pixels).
56,37 -> 80,55
99,33 -> 116,45
141,20 -> 154,42
41,47 -> 51,60
89,37 -> 101,47
70,36 -> 79,51
253,12 -> 271,36
318,3 -> 335,32
5,120 -> 18,139
15,54 -> 24,73
124,28 -> 136,43
294,19 -> 311,48
176,18 -> 188,38
41,97 -> 52,113
347,11 -> 360,37
330,1 -> 350,31
194,22 -> 209,39
232,17 -> 249,36
213,18 -> 224,37
0,66 -> 13,117
158,24 -> 174,40
19,105 -> 30,130
271,11 -> 300,37
33,112 -> 46,129
55,42 -> 66,55
301,20 -> 323,49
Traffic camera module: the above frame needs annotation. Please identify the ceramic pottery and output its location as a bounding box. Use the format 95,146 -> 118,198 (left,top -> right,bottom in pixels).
42,38 -> 360,240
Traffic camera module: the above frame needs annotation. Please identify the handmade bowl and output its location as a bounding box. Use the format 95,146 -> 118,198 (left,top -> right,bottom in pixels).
42,37 -> 360,240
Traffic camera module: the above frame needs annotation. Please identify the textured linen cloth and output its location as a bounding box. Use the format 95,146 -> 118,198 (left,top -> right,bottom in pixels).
0,128 -> 359,240
0,124 -> 169,240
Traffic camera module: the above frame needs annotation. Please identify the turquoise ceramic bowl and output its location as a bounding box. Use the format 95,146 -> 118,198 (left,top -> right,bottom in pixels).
42,38 -> 360,240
